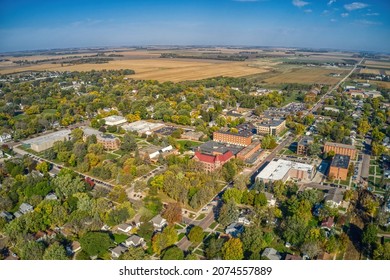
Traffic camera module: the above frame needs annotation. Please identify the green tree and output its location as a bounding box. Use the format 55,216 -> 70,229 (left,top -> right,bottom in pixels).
18,240 -> 45,260
373,242 -> 390,260
120,246 -> 149,260
52,173 -> 85,199
222,188 -> 242,204
362,224 -> 378,256
43,243 -> 68,260
121,133 -> 137,152
221,238 -> 243,260
80,231 -> 114,257
205,235 -> 225,259
218,199 -> 238,226
152,225 -> 178,255
161,246 -> 184,260
36,161 -> 49,174
241,226 -> 266,256
188,226 -> 204,243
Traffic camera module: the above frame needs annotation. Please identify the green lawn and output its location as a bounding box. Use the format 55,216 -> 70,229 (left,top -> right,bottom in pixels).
174,224 -> 184,230
369,166 -> 376,175
113,233 -> 128,244
104,152 -> 120,160
194,249 -> 204,256
178,233 -> 186,241
209,222 -> 218,230
196,213 -> 206,221
42,109 -> 57,115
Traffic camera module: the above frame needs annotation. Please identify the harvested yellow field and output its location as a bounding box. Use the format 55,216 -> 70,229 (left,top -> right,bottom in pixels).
263,67 -> 348,84
0,58 -> 270,82
364,60 -> 390,68
360,68 -> 381,75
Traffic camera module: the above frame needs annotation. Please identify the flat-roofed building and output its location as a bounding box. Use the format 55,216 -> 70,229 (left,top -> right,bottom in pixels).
103,115 -> 127,125
324,142 -> 357,159
122,120 -> 165,136
328,154 -> 350,180
256,119 -> 286,136
22,130 -> 71,152
103,115 -> 127,126
236,140 -> 261,161
255,158 -> 314,183
297,136 -> 314,156
213,123 -> 255,146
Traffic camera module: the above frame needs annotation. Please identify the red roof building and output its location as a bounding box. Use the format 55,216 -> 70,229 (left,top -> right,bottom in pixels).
193,151 -> 234,172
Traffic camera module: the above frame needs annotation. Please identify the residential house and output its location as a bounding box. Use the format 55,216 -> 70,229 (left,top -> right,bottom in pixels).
325,188 -> 344,208
285,254 -> 302,260
0,211 -> 14,222
111,244 -> 128,258
225,223 -> 244,237
66,241 -> 81,255
150,215 -> 167,230
262,248 -> 282,260
264,192 -> 276,206
19,203 -> 33,214
117,223 -> 132,233
45,193 -> 58,200
125,235 -> 144,247
321,217 -> 335,230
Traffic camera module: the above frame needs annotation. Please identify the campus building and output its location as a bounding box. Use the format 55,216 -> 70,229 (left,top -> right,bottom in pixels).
297,136 -> 314,156
96,134 -> 120,150
213,123 -> 255,146
22,130 -> 71,152
236,140 -> 262,161
103,115 -> 127,126
193,151 -> 234,172
255,158 -> 314,183
328,154 -> 350,181
256,119 -> 286,136
324,142 -> 357,160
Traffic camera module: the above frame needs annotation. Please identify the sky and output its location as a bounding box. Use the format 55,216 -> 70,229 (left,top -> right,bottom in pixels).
0,0 -> 389,53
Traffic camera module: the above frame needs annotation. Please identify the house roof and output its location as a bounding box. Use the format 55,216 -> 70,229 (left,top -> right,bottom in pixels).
331,154 -> 350,169
325,188 -> 344,204
126,235 -> 143,245
285,254 -> 302,260
321,217 -> 335,229
150,214 -> 166,225
194,151 -> 234,164
19,203 -> 33,213
262,247 -> 281,260
117,223 -> 132,231
111,244 -> 127,256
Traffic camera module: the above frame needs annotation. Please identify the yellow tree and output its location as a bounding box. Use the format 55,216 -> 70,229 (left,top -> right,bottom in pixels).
222,238 -> 243,260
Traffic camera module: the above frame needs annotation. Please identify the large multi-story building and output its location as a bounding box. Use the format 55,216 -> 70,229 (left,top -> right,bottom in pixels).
328,154 -> 350,180
96,134 -> 120,150
255,158 -> 314,183
193,151 -> 234,172
236,140 -> 261,161
256,119 -> 286,136
297,136 -> 314,156
213,123 -> 255,147
324,142 -> 357,159
22,130 -> 71,152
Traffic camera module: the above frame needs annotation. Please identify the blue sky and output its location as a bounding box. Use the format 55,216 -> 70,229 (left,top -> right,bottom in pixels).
0,0 -> 389,52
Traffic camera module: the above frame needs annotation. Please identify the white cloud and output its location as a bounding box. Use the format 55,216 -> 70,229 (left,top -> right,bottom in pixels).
341,13 -> 349,17
292,0 -> 309,8
330,18 -> 337,22
356,19 -> 381,25
328,0 -> 336,5
344,2 -> 369,11
366,12 -> 379,16
304,9 -> 312,13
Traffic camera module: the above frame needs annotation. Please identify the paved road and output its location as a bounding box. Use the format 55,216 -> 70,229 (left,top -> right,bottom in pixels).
361,136 -> 371,180
250,135 -> 295,182
305,57 -> 364,116
13,145 -> 115,191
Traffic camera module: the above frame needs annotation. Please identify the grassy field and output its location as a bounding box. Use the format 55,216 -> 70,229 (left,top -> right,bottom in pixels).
263,67 -> 349,84
0,57 -> 270,82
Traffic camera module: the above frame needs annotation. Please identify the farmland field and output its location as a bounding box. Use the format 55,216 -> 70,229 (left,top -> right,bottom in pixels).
262,67 -> 349,84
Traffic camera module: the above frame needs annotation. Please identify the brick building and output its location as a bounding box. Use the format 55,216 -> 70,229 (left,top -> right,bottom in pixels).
193,151 -> 234,172
97,134 -> 121,150
236,141 -> 261,161
328,154 -> 350,180
297,136 -> 314,156
324,142 -> 357,159
213,123 -> 255,146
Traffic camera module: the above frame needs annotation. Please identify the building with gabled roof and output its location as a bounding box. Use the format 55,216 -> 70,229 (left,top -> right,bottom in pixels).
193,150 -> 234,172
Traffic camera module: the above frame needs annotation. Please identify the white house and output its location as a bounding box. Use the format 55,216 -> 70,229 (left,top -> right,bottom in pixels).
111,244 -> 128,259
125,235 -> 144,247
19,203 -> 33,214
117,223 -> 132,233
150,215 -> 167,230
0,133 -> 11,143
264,192 -> 276,207
103,115 -> 127,126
